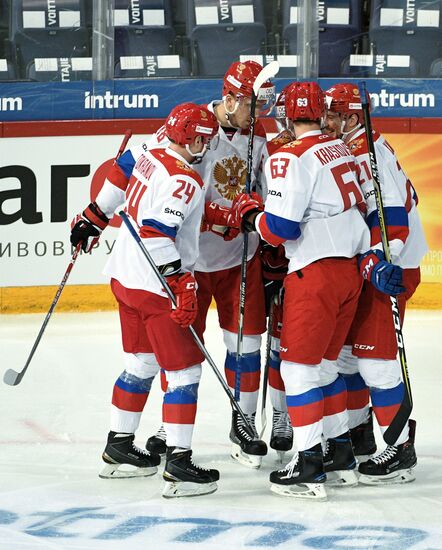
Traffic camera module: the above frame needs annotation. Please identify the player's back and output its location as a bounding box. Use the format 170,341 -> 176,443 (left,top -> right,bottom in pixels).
264,131 -> 370,271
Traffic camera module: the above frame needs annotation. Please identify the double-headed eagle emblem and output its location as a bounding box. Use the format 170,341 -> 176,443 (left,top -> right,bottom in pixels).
213,155 -> 247,201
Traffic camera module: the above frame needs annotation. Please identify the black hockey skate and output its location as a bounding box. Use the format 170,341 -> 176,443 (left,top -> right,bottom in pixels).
162,447 -> 219,498
350,408 -> 377,458
358,419 -> 417,485
270,410 -> 293,462
230,411 -> 267,468
270,443 -> 327,500
146,424 -> 167,456
323,432 -> 358,487
99,431 -> 161,479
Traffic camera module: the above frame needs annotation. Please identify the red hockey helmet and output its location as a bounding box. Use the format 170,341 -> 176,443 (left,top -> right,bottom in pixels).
285,82 -> 325,122
325,83 -> 369,120
165,103 -> 219,146
222,60 -> 275,110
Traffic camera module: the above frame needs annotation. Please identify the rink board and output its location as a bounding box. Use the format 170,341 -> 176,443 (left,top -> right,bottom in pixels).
1,281 -> 441,313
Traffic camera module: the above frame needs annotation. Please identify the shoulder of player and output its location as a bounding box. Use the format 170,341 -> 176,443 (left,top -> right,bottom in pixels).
267,130 -> 294,156
275,134 -> 330,157
149,148 -> 204,189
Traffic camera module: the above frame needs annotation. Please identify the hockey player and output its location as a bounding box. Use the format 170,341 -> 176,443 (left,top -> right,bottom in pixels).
70,103 -> 221,498
230,82 -> 371,500
325,83 -> 428,484
146,60 -> 275,468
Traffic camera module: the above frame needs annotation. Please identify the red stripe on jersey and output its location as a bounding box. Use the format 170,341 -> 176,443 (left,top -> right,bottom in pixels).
112,386 -> 149,412
346,388 -> 370,411
323,390 -> 347,417
288,400 -> 324,428
225,369 -> 260,392
107,162 -> 130,191
258,214 -> 286,247
139,226 -> 175,241
373,403 -> 400,427
163,402 -> 197,424
268,365 -> 285,391
371,225 -> 409,247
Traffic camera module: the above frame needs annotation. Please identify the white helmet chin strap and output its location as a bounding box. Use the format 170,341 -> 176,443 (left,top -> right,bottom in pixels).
185,143 -> 207,163
341,121 -> 361,140
340,113 -> 361,140
223,96 -> 241,128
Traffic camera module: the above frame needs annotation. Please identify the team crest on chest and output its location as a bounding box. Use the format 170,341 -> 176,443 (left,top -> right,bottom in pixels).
213,155 -> 247,200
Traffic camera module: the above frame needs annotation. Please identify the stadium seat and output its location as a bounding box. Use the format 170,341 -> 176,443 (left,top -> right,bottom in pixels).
10,0 -> 90,78
430,58 -> 442,76
341,53 -> 419,77
282,0 -> 363,77
187,0 -> 267,76
0,58 -> 16,80
114,0 -> 175,61
27,57 -> 92,81
114,53 -> 189,78
370,0 -> 442,77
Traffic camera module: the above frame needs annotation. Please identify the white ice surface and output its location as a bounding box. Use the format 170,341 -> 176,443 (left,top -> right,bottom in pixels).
0,309 -> 441,549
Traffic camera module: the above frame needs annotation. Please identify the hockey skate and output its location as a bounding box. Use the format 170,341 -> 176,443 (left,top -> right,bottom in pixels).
99,431 -> 161,479
350,408 -> 377,459
270,444 -> 327,500
270,410 -> 293,462
323,432 -> 358,487
230,411 -> 267,468
162,447 -> 220,498
358,419 -> 417,485
146,424 -> 167,456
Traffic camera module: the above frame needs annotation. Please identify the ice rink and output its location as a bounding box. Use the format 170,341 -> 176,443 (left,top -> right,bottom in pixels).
1,308 -> 441,549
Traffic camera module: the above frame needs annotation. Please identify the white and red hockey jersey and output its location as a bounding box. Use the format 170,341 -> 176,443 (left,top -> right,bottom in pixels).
347,128 -> 428,268
96,147 -> 205,297
257,130 -> 370,273
122,100 -> 268,272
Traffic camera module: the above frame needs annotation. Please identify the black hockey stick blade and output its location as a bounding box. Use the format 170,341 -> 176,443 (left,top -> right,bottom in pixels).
383,399 -> 412,445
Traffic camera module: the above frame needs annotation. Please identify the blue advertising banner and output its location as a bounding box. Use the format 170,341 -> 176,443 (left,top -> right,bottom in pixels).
0,77 -> 441,122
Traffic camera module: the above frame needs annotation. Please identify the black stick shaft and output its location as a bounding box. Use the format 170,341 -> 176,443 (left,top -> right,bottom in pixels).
235,90 -> 258,400
119,211 -> 255,433
358,82 -> 412,445
3,130 -> 133,387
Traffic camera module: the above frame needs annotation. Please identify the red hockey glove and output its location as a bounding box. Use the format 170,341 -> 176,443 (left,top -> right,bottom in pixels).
167,272 -> 198,328
70,201 -> 109,253
230,192 -> 264,232
201,201 -> 240,241
261,243 -> 289,315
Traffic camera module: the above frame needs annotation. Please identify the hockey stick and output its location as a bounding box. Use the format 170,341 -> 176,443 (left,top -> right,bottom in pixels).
259,298 -> 275,438
358,82 -> 412,445
119,210 -> 256,436
235,60 -> 280,401
3,130 -> 133,387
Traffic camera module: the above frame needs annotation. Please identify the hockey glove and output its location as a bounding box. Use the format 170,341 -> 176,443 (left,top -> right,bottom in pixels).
261,243 -> 289,315
230,192 -> 264,232
70,202 -> 109,253
358,249 -> 405,296
201,201 -> 240,241
167,272 -> 198,328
